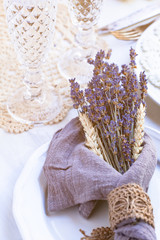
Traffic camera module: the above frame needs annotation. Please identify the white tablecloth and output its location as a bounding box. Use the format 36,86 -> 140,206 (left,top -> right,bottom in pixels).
0,0 -> 160,239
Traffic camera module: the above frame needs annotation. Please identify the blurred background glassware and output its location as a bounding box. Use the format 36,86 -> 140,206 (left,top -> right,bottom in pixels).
4,0 -> 61,124
58,0 -> 103,85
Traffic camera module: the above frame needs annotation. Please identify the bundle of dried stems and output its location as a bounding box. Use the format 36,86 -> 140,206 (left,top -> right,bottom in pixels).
70,48 -> 147,174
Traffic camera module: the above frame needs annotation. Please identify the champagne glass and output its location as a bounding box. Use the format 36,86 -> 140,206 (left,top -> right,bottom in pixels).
4,0 -> 61,124
58,0 -> 103,85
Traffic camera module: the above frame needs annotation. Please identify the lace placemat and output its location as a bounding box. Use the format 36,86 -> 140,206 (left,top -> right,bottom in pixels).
0,0 -> 107,133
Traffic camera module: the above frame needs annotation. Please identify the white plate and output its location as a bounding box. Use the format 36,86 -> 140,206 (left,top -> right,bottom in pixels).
13,128 -> 160,240
12,142 -> 110,240
136,19 -> 160,105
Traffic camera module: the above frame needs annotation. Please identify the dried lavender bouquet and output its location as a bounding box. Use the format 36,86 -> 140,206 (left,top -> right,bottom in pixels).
70,48 -> 148,173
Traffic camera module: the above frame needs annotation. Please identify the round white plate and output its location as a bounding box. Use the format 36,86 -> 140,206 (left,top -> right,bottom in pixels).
136,19 -> 160,105
12,142 -> 110,240
13,128 -> 160,240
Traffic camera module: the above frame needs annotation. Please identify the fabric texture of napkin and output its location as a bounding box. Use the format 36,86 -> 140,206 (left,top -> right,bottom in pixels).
43,117 -> 157,240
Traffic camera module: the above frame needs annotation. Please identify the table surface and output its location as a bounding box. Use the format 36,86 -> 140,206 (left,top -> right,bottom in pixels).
0,0 -> 160,239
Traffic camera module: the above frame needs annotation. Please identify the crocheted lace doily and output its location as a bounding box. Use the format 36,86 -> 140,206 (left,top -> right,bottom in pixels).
0,0 -> 107,133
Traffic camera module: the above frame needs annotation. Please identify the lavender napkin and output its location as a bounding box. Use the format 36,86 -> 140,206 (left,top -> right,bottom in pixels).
43,117 -> 157,240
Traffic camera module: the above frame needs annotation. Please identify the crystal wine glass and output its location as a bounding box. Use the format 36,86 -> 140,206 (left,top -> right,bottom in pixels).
58,0 -> 103,85
4,0 -> 61,124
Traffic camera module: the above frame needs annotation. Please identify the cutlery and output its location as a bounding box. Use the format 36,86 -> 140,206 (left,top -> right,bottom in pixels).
97,2 -> 160,35
104,14 -> 160,41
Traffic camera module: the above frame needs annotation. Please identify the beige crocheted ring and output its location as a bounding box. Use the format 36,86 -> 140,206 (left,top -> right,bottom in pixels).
107,183 -> 154,230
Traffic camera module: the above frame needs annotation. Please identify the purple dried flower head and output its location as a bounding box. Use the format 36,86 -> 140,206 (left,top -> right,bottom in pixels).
112,98 -> 119,105
69,78 -> 84,109
96,49 -> 105,61
85,88 -> 94,103
82,105 -> 88,113
91,50 -> 106,74
129,47 -> 138,69
139,71 -> 148,100
130,109 -> 137,119
121,61 -> 139,112
117,103 -> 123,110
117,119 -> 123,127
130,72 -> 138,91
102,115 -> 110,125
107,121 -> 119,155
121,67 -> 131,96
121,135 -> 132,164
121,64 -> 130,76
88,75 -> 102,90
119,157 -> 125,174
105,49 -> 112,59
87,57 -> 94,65
109,120 -> 117,131
122,111 -> 133,137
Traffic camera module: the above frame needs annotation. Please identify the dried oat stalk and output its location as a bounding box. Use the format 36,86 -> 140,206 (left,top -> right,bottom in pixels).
79,112 -> 111,164
132,103 -> 146,160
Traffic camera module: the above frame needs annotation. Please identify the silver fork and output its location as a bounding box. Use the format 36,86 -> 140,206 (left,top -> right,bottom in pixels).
97,13 -> 160,41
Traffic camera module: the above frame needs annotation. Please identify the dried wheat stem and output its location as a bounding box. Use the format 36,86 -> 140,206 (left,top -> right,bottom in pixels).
79,112 -> 111,164
132,103 -> 146,160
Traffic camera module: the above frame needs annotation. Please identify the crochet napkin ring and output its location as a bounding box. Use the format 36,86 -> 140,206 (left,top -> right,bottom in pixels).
107,183 -> 154,230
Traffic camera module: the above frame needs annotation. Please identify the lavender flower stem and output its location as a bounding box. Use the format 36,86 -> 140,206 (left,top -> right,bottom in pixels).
96,130 -> 112,164
106,129 -> 121,172
98,126 -> 114,167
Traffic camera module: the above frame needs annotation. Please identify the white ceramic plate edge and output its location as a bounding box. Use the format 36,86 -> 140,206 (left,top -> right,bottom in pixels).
12,141 -> 50,240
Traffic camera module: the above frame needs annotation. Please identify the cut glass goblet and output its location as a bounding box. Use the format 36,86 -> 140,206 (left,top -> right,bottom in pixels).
58,0 -> 104,85
4,0 -> 61,124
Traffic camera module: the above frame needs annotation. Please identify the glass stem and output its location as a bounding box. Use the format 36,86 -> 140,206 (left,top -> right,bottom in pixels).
23,67 -> 44,101
75,27 -> 96,54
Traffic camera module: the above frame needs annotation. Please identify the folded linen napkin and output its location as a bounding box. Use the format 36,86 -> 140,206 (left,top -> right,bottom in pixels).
43,117 -> 157,240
